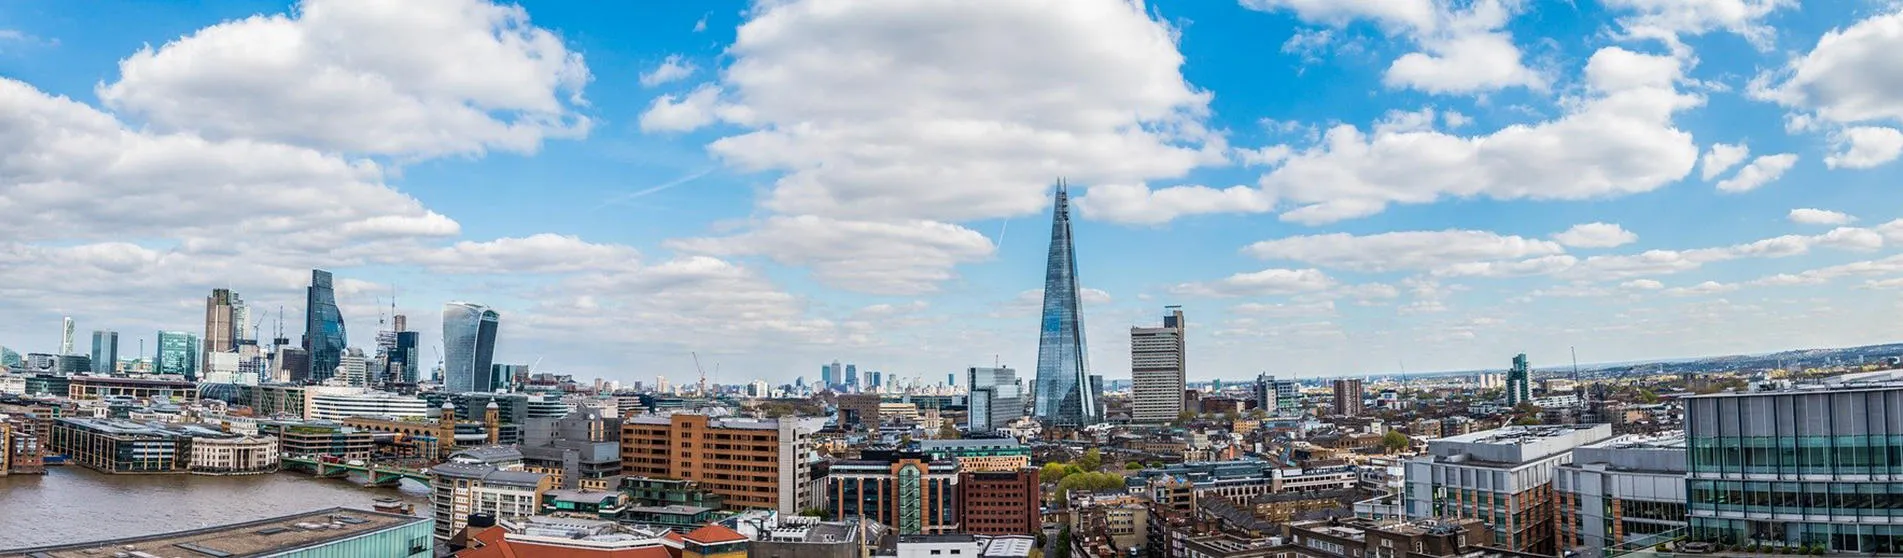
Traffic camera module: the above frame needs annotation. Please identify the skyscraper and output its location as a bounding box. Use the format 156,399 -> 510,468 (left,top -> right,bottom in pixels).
302,270 -> 347,382
1130,306 -> 1187,423
967,366 -> 1024,432
1332,378 -> 1364,416
391,330 -> 420,384
89,330 -> 119,375
59,317 -> 74,355
156,330 -> 200,380
1033,181 -> 1097,426
845,364 -> 858,389
443,302 -> 500,393
1506,353 -> 1532,407
205,288 -> 241,371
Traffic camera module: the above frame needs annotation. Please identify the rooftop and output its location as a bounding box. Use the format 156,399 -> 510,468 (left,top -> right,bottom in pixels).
0,507 -> 424,558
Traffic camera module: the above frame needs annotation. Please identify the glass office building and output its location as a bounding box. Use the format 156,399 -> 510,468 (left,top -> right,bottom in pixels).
156,330 -> 199,380
303,269 -> 348,382
1033,181 -> 1097,426
1687,375 -> 1903,553
391,330 -> 420,384
443,302 -> 500,393
90,330 -> 118,375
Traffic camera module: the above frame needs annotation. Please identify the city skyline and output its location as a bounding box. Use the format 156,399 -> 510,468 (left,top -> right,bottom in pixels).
11,1 -> 1903,386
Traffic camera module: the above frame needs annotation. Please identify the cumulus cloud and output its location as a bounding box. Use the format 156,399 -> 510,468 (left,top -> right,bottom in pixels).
639,85 -> 724,132
1244,229 -> 1565,272
668,216 -> 996,295
1603,0 -> 1795,50
640,55 -> 695,87
1757,10 -> 1903,126
1077,183 -> 1273,226
1700,142 -> 1750,180
1825,126 -> 1903,169
1553,223 -> 1639,248
1789,208 -> 1856,225
1244,0 -> 1543,94
1170,268 -> 1338,297
1716,153 -> 1797,192
97,0 -> 592,158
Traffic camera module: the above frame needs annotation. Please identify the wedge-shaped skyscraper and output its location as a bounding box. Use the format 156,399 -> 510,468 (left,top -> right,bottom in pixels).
1033,181 -> 1098,426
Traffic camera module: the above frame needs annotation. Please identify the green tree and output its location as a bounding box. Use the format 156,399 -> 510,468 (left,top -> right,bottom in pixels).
1123,461 -> 1144,470
1075,448 -> 1102,472
1513,415 -> 1543,426
1381,430 -> 1410,453
938,421 -> 961,439
1057,471 -> 1126,495
1040,462 -> 1073,483
1637,389 -> 1660,404
798,507 -> 828,518
1054,527 -> 1072,558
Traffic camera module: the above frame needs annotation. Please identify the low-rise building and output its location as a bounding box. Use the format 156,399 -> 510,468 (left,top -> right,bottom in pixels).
1404,424 -> 1614,555
66,376 -> 196,402
738,514 -> 891,558
49,417 -> 188,473
429,447 -> 553,542
1556,433 -> 1686,558
917,438 -> 1030,472
829,449 -> 960,535
261,420 -> 374,460
0,507 -> 432,558
450,516 -> 673,558
188,434 -> 280,475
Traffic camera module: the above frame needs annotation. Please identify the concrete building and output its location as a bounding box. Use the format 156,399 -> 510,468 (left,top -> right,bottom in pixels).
188,434 -> 280,475
306,387 -> 428,420
522,407 -> 622,489
737,514 -> 891,558
829,449 -> 961,535
916,439 -> 1030,472
1556,434 -> 1687,558
967,366 -> 1024,433
429,447 -> 552,541
1404,423 -> 1614,555
619,413 -> 825,515
49,417 -> 188,473
66,375 -> 197,402
957,469 -> 1040,535
0,507 -> 432,558
1130,307 -> 1187,423
1333,378 -> 1364,417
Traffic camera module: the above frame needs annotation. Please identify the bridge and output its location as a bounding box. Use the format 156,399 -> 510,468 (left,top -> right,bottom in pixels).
281,455 -> 431,487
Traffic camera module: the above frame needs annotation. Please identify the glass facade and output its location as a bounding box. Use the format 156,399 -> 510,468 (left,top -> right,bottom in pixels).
1687,387 -> 1903,553
304,269 -> 348,382
156,330 -> 200,380
1033,182 -> 1097,426
443,303 -> 500,393
90,330 -> 118,375
391,331 -> 420,384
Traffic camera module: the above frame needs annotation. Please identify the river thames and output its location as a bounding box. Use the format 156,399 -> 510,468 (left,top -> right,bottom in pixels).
0,467 -> 432,549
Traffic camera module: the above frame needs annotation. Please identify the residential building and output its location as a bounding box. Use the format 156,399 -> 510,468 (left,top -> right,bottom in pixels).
828,449 -> 961,535
1556,434 -> 1687,558
1253,374 -> 1302,416
1130,307 -> 1187,424
1505,354 -> 1531,407
917,439 -> 1030,472
304,269 -> 348,382
156,330 -> 200,380
967,366 -> 1025,432
429,447 -> 553,541
0,507 -> 432,558
1033,181 -> 1098,427
619,413 -> 825,514
958,469 -> 1039,535
88,330 -> 117,376
1404,424 -> 1614,555
1333,378 -> 1364,417
443,302 -> 501,394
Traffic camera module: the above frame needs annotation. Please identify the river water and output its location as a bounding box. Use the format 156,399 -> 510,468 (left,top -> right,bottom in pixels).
0,467 -> 432,549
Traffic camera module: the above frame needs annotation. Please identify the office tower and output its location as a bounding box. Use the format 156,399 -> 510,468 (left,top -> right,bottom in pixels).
336,348 -> 368,387
443,302 -> 500,393
491,363 -> 528,393
1033,181 -> 1097,427
821,361 -> 839,390
155,331 -> 200,380
274,347 -> 309,383
59,317 -> 74,355
0,347 -> 21,369
656,376 -> 670,394
1683,373 -> 1903,553
828,449 -> 960,534
1556,434 -> 1687,558
1405,424 -> 1613,555
204,288 -> 240,371
1130,306 -> 1187,423
967,366 -> 1024,432
1507,353 -> 1532,406
619,413 -> 827,515
302,270 -> 347,382
390,330 -> 420,384
749,379 -> 770,398
845,364 -> 858,389
1332,378 -> 1365,417
89,330 -> 118,375
948,372 -> 955,386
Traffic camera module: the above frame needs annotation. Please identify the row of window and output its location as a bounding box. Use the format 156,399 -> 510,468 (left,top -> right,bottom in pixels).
1691,435 -> 1903,475
1691,480 -> 1903,516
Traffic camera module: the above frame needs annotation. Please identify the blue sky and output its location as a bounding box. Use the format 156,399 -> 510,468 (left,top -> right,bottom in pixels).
5,0 -> 1903,387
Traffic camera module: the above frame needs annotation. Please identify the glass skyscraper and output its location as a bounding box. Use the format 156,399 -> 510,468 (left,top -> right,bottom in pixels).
1033,181 -> 1097,426
156,330 -> 199,380
442,302 -> 500,393
302,269 -> 347,382
391,330 -> 420,384
90,330 -> 118,375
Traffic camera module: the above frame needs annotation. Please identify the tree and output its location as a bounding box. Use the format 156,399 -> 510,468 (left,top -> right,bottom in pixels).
1513,415 -> 1543,426
1040,462 -> 1073,483
939,421 -> 962,440
1054,527 -> 1072,558
1381,430 -> 1410,453
1637,389 -> 1660,404
798,507 -> 828,518
1076,448 -> 1102,472
1124,461 -> 1144,470
1056,471 -> 1126,495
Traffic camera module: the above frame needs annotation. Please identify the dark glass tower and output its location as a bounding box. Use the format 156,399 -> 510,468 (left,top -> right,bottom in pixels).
302,269 -> 347,382
443,302 -> 500,393
1033,180 -> 1098,426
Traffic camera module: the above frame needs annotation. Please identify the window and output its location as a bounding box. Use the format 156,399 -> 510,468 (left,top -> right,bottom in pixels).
932,551 -> 942,555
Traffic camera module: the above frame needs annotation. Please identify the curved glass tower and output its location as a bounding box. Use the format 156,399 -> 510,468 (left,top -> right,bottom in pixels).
302,269 -> 347,382
443,302 -> 500,393
1033,180 -> 1098,426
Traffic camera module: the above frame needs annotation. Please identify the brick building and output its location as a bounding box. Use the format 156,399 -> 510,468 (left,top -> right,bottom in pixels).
957,469 -> 1040,535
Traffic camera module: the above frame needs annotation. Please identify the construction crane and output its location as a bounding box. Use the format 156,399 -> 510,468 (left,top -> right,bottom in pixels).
692,352 -> 709,396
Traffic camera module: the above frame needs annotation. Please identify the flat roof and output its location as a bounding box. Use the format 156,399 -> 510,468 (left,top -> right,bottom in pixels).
0,507 -> 426,558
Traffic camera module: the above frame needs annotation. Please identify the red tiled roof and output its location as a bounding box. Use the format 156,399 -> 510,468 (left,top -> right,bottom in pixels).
682,524 -> 748,545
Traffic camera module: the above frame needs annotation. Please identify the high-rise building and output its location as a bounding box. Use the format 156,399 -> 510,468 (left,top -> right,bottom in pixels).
1507,353 -> 1532,407
336,348 -> 369,387
845,364 -> 858,389
821,361 -> 839,390
869,370 -> 882,390
619,414 -> 826,515
443,302 -> 500,393
303,270 -> 347,383
1130,307 -> 1186,423
1332,378 -> 1365,417
1033,181 -> 1097,427
0,346 -> 22,369
1405,424 -> 1614,555
89,330 -> 118,376
390,330 -> 420,385
59,317 -> 74,355
828,449 -> 960,535
204,288 -> 241,371
155,330 -> 200,380
967,366 -> 1024,432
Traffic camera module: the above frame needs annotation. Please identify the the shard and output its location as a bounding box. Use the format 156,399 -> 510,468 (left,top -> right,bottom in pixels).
1033,180 -> 1098,426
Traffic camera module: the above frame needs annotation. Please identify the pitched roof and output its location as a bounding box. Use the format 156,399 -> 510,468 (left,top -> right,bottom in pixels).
682,524 -> 748,545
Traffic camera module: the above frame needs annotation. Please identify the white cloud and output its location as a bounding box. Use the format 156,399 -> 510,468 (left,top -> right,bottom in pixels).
1244,229 -> 1565,272
1603,0 -> 1795,50
1171,268 -> 1337,297
1789,208 -> 1856,225
1433,255 -> 1581,278
1700,142 -> 1750,180
1758,10 -> 1903,126
1385,30 -> 1543,94
1234,145 -> 1293,167
1622,279 -> 1665,290
395,234 -> 641,274
1231,300 -> 1337,318
1664,280 -> 1740,296
96,0 -> 591,158
1553,222 -> 1639,248
640,54 -> 695,87
668,216 -> 995,295
1825,126 -> 1903,169
1716,153 -> 1797,192
1245,0 -> 1542,95
1281,28 -> 1335,63
1077,183 -> 1273,226
639,84 -> 724,132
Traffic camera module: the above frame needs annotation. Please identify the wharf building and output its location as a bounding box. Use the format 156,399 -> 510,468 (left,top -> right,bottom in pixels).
1404,423 -> 1614,555
830,449 -> 961,535
1,412 -> 46,475
429,446 -> 553,542
1556,434 -> 1687,558
619,413 -> 825,515
1685,371 -> 1903,553
0,507 -> 432,558
916,439 -> 1030,472
49,417 -> 282,475
1129,307 -> 1187,424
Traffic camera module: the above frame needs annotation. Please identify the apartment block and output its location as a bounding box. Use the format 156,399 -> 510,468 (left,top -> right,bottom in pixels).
619,413 -> 825,515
